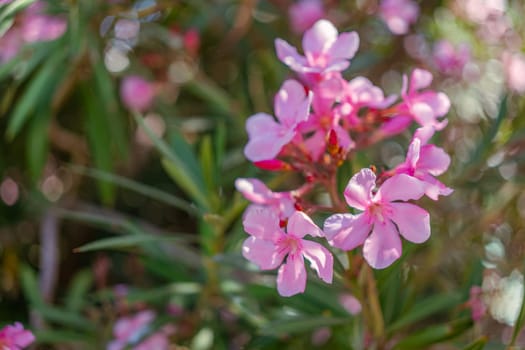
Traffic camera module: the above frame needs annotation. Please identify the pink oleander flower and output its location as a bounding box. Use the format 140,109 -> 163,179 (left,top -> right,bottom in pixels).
120,76 -> 155,112
397,69 -> 450,131
20,1 -> 67,43
338,76 -> 396,126
242,206 -> 333,296
392,126 -> 453,200
432,40 -> 470,77
108,310 -> 165,350
289,0 -> 325,34
235,178 -> 296,220
503,52 -> 525,94
298,78 -> 354,160
379,0 -> 419,35
0,323 -> 35,350
244,79 -> 311,162
324,168 -> 429,269
275,19 -> 359,82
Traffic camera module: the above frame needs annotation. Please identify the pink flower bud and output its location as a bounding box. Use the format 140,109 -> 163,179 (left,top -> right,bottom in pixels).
120,76 -> 155,112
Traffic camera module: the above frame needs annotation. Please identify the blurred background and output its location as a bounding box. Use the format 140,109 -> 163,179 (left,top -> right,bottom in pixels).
1,0 -> 525,349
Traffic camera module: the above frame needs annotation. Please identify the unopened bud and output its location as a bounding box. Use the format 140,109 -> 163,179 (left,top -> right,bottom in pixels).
254,159 -> 291,171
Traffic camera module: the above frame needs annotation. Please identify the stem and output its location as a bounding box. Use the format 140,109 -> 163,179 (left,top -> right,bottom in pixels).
363,264 -> 385,345
325,172 -> 346,212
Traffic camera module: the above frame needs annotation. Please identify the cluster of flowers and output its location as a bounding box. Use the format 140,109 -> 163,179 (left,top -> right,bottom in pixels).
237,19 -> 452,297
0,323 -> 34,350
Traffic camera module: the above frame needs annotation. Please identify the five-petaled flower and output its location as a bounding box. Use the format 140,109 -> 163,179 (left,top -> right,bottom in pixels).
0,323 -> 35,350
244,79 -> 311,162
275,19 -> 359,83
242,206 -> 333,296
324,168 -> 430,269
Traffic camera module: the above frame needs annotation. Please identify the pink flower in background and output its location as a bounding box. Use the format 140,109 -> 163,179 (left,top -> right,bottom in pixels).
183,28 -> 200,56
462,0 -> 506,23
120,76 -> 155,112
324,168 -> 428,269
467,286 -> 486,322
108,310 -> 155,350
398,69 -> 450,130
242,206 -> 333,296
244,79 -> 311,162
393,126 -> 453,200
20,1 -> 67,42
0,323 -> 35,350
503,52 -> 525,94
275,19 -> 359,81
339,294 -> 362,315
379,0 -> 419,35
0,0 -> 66,62
289,0 -> 325,34
432,40 -> 470,76
235,178 -> 296,220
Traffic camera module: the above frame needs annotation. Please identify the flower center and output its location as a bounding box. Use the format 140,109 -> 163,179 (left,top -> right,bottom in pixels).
278,234 -> 302,257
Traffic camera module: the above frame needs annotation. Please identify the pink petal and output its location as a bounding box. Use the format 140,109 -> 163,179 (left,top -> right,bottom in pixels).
274,79 -> 310,126
413,126 -> 435,145
327,31 -> 359,61
343,168 -> 376,210
390,202 -> 430,243
410,102 -> 435,126
242,236 -> 284,270
376,174 -> 424,202
277,254 -> 307,296
302,19 -> 337,55
245,113 -> 280,138
242,206 -> 281,240
287,211 -> 324,238
418,145 -> 451,176
419,174 -> 453,200
244,113 -> 292,161
301,240 -> 333,283
410,68 -> 433,91
323,213 -> 371,250
363,220 -> 402,269
275,38 -> 308,71
406,137 -> 421,169
235,178 -> 273,203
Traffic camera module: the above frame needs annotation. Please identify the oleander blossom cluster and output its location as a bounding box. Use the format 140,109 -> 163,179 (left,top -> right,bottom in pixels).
237,19 -> 452,297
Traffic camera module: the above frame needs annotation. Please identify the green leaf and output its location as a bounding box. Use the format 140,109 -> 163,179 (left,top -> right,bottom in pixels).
468,94 -> 508,166
6,50 -> 65,139
83,84 -> 116,204
70,165 -> 201,217
392,317 -> 472,350
260,316 -> 349,336
36,304 -> 95,331
26,108 -> 50,181
387,292 -> 463,334
134,112 -> 210,210
0,0 -> 35,23
162,158 -> 210,210
34,330 -> 93,344
74,234 -> 182,253
65,270 -> 93,312
19,264 -> 43,306
461,337 -> 488,350
92,59 -> 128,156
